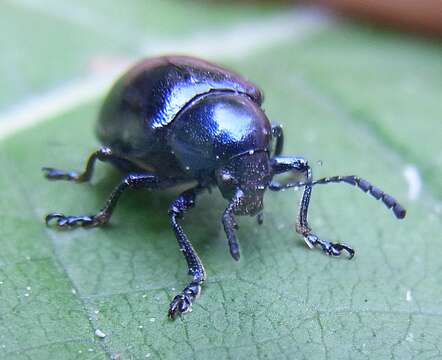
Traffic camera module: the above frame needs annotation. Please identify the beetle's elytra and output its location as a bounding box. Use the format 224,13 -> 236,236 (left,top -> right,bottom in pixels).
42,55 -> 406,318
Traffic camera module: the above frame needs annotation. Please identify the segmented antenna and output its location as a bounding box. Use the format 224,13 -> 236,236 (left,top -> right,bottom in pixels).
297,175 -> 407,219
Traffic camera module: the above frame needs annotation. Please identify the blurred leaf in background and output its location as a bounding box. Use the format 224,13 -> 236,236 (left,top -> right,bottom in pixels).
0,1 -> 442,359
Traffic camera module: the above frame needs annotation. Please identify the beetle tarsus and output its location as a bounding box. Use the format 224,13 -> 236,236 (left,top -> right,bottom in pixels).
304,233 -> 354,259
45,213 -> 99,228
168,281 -> 201,319
42,167 -> 82,182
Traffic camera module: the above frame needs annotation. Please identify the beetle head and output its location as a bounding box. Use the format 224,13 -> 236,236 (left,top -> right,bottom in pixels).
216,151 -> 271,216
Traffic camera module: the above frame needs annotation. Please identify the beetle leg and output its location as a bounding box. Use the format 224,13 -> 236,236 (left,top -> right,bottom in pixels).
295,169 -> 355,259
270,156 -> 355,259
271,124 -> 284,156
42,146 -> 113,183
168,187 -> 206,319
46,173 -> 160,228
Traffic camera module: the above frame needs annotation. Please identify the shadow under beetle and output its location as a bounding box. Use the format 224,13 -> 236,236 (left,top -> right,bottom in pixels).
43,56 -> 406,318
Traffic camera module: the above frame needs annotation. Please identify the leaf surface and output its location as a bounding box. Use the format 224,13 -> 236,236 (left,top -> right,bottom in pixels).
1,3 -> 442,359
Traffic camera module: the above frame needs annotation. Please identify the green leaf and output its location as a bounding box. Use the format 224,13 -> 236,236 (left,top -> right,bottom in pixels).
1,3 -> 442,359
0,0 -> 277,109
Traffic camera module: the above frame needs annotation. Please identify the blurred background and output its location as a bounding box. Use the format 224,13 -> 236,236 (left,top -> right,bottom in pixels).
1,1 -> 442,359
1,0 -> 441,192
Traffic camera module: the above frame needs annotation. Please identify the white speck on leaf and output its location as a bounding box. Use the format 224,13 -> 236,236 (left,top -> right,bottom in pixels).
277,223 -> 285,230
406,290 -> 413,302
403,165 -> 422,201
149,317 -> 156,322
95,329 -> 106,338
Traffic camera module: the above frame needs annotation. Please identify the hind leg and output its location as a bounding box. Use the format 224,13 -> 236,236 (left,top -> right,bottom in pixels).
42,146 -> 114,183
46,173 -> 162,228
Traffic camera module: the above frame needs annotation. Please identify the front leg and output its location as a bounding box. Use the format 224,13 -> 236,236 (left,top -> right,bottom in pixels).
296,163 -> 354,258
270,156 -> 354,259
168,187 -> 207,319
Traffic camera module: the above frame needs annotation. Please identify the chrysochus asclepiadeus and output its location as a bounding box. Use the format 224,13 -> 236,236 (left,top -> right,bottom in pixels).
42,56 -> 406,318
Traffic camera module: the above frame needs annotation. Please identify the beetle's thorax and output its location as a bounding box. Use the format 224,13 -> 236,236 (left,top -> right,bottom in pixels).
168,91 -> 272,181
216,151 -> 271,216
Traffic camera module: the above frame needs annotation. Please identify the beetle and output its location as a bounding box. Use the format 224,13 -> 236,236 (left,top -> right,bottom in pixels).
42,55 -> 406,318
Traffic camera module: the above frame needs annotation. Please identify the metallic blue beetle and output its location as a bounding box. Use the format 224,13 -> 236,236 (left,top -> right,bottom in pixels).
43,56 -> 406,318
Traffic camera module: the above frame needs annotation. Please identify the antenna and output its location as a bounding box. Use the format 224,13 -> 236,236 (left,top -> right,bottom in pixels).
272,175 -> 407,219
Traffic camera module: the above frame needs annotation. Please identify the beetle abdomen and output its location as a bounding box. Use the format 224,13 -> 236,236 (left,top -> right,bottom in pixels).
97,55 -> 262,131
